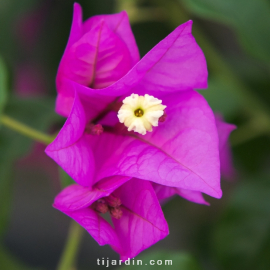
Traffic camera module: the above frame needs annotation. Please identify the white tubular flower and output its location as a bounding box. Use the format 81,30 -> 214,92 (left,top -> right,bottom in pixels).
117,93 -> 166,135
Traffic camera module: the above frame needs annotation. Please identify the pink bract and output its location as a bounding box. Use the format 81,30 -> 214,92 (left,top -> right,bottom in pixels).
152,114 -> 236,205
54,177 -> 168,260
56,3 -> 208,117
215,114 -> 236,180
56,3 -> 140,116
153,183 -> 210,205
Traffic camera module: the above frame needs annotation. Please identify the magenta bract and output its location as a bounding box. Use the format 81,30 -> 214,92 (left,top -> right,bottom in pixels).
153,182 -> 210,205
56,3 -> 139,116
54,177 -> 168,260
152,114 -> 236,205
55,3 -> 208,118
215,114 -> 236,179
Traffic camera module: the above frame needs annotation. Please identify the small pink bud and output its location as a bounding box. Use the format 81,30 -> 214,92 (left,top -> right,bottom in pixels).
105,195 -> 121,207
92,199 -> 109,213
159,112 -> 167,123
85,123 -> 104,135
110,207 -> 123,219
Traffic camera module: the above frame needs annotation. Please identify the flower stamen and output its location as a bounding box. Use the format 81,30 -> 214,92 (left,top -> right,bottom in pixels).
134,108 -> 144,117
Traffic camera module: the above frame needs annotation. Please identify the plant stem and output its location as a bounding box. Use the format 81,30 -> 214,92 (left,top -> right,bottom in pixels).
0,114 -> 85,269
56,221 -> 84,270
0,115 -> 54,144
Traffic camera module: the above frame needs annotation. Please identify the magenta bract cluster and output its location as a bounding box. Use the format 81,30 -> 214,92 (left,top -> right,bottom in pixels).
46,2 -> 236,260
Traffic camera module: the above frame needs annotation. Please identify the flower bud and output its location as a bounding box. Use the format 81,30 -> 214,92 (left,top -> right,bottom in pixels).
92,199 -> 109,213
158,111 -> 167,122
110,207 -> 123,219
85,123 -> 104,135
105,195 -> 121,207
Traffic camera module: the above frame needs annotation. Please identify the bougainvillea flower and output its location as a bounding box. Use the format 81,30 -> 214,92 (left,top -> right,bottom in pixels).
152,114 -> 236,205
54,176 -> 168,260
46,88 -> 221,201
56,3 -> 140,116
46,16 -> 222,228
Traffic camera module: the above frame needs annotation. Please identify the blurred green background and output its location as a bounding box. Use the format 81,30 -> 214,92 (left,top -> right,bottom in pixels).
1,0 -> 270,269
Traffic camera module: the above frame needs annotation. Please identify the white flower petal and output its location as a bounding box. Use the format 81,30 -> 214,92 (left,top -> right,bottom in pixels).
117,93 -> 166,135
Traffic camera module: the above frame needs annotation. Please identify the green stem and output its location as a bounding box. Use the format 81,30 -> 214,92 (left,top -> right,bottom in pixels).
56,221 -> 84,270
0,115 -> 84,268
0,115 -> 54,144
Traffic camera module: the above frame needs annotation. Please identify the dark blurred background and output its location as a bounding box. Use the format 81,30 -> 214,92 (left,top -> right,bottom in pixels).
1,0 -> 270,269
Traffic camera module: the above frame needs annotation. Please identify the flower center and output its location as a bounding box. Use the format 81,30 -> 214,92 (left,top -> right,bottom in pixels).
117,93 -> 166,135
134,108 -> 144,117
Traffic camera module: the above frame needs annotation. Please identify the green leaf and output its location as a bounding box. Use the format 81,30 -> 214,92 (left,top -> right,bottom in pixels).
182,0 -> 270,64
211,174 -> 270,270
0,55 -> 8,117
117,250 -> 202,270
